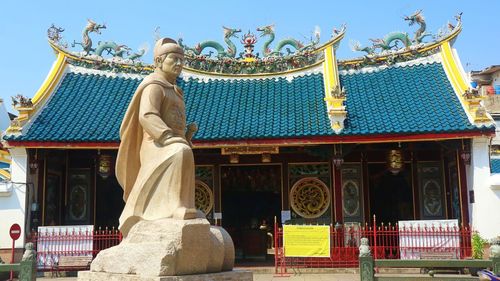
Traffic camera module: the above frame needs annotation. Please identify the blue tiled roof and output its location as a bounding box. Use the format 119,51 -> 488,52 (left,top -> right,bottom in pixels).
6,61 -> 492,143
339,63 -> 481,135
16,73 -> 140,142
491,159 -> 500,174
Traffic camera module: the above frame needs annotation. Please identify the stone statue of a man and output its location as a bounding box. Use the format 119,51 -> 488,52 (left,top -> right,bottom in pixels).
85,38 -> 240,279
116,38 -> 200,236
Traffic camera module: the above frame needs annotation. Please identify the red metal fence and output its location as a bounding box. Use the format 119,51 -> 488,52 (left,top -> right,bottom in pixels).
274,217 -> 472,273
26,219 -> 473,274
28,227 -> 122,271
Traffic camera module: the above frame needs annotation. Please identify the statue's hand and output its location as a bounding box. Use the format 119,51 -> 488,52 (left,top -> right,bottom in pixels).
186,122 -> 198,134
185,122 -> 198,143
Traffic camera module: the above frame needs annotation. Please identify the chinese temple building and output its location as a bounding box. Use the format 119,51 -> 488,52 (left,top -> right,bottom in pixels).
2,12 -> 500,260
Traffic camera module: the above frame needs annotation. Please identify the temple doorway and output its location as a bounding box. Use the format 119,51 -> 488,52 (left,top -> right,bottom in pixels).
368,163 -> 414,224
221,164 -> 281,261
95,176 -> 124,228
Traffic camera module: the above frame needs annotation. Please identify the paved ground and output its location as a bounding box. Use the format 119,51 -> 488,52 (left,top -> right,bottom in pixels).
254,273 -> 359,281
37,273 -> 360,281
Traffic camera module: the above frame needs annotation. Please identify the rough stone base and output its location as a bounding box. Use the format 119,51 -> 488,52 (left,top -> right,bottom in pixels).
90,218 -> 234,276
78,270 -> 253,281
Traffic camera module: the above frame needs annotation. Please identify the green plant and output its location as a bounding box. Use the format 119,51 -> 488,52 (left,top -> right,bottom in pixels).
471,232 -> 488,259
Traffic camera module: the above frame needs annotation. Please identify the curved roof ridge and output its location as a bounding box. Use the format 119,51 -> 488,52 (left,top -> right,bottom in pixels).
181,63 -> 323,82
339,53 -> 442,76
67,64 -> 146,80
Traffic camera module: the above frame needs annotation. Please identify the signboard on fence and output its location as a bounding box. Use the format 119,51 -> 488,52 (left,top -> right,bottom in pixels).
37,225 -> 93,269
398,219 -> 459,260
283,225 -> 330,257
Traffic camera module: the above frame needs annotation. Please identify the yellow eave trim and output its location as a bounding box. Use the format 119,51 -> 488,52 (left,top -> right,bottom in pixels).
322,45 -> 338,97
439,40 -> 493,124
440,41 -> 468,93
32,52 -> 67,105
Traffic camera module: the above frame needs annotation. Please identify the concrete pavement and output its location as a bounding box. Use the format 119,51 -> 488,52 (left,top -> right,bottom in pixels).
37,272 -> 360,281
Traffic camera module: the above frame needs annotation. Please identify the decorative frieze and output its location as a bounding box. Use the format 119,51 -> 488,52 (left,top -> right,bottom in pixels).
221,146 -> 279,155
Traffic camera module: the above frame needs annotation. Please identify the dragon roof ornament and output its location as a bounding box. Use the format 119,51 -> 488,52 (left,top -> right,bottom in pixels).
48,21 -> 346,76
178,24 -> 346,75
47,20 -> 150,74
343,11 -> 463,69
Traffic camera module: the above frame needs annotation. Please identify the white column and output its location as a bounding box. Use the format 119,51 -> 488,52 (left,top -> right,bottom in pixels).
0,147 -> 27,249
470,137 -> 500,239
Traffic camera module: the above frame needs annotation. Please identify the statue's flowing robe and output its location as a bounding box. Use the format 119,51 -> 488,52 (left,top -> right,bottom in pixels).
116,73 -> 195,236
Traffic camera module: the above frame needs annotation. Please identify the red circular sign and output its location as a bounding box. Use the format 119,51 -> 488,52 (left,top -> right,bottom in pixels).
9,224 -> 21,240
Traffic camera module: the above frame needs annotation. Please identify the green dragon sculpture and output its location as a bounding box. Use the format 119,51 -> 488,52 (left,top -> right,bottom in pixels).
353,10 -> 431,55
179,26 -> 241,58
128,48 -> 146,61
68,20 -> 146,61
257,25 -> 320,57
95,41 -> 130,57
72,19 -> 106,55
405,9 -> 429,43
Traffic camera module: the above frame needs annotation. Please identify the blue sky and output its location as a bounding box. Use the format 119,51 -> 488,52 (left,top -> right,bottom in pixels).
0,0 -> 498,112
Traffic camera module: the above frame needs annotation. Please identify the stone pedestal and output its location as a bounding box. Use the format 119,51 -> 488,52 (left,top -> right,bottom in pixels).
88,218 -> 234,277
78,270 -> 253,281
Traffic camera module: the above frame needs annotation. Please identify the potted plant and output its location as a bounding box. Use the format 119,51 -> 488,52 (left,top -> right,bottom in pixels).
470,232 -> 488,276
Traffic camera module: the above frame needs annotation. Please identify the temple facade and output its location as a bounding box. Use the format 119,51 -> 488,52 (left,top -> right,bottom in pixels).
2,12 -> 499,260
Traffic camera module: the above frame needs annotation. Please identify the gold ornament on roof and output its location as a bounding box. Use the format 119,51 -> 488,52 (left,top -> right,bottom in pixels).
290,177 -> 330,219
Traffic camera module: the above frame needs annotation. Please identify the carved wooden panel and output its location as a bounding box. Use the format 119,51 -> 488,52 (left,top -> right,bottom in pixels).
65,169 -> 91,224
195,180 -> 214,215
341,164 -> 363,223
288,163 -> 331,222
195,166 -> 214,218
418,162 -> 445,219
289,177 -> 330,219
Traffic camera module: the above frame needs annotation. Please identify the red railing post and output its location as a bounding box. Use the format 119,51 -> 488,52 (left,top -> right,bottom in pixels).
274,216 -> 278,274
373,215 -> 377,260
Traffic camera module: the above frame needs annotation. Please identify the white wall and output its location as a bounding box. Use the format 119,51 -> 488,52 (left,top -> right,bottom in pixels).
0,148 -> 27,249
469,137 -> 500,239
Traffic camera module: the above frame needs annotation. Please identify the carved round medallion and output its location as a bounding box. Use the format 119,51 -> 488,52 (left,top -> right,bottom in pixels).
342,180 -> 360,217
290,177 -> 330,219
195,180 -> 214,215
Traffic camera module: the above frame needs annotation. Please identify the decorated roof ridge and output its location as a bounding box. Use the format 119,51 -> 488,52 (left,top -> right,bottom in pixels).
48,40 -> 153,75
339,52 -> 442,75
180,24 -> 346,76
181,63 -> 323,82
339,11 -> 463,69
48,21 -> 149,63
47,21 -> 346,76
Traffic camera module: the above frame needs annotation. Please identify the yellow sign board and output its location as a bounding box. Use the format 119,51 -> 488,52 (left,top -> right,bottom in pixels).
283,225 -> 330,257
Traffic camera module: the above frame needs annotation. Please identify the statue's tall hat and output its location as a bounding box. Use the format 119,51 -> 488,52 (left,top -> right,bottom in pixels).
154,38 -> 184,58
